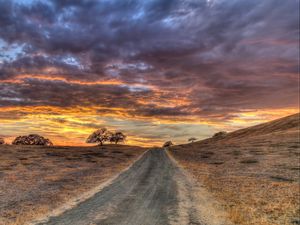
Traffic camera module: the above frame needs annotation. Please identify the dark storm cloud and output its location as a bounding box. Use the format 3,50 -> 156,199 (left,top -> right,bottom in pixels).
132,105 -> 190,117
0,0 -> 298,120
0,79 -> 147,107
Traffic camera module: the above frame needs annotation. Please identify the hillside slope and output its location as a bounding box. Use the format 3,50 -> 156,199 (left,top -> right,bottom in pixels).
220,113 -> 298,139
195,113 -> 299,145
169,113 -> 300,225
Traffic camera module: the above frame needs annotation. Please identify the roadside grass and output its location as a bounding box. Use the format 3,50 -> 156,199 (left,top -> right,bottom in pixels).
239,159 -> 259,164
0,144 -> 146,225
169,125 -> 300,225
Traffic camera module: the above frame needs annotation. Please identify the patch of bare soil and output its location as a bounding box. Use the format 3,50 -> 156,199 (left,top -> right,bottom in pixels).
169,113 -> 300,225
0,144 -> 146,225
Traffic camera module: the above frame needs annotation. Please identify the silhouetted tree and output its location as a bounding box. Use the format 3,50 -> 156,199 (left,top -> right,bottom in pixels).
12,134 -> 53,146
86,128 -> 112,146
110,131 -> 126,144
163,141 -> 173,148
188,137 -> 197,143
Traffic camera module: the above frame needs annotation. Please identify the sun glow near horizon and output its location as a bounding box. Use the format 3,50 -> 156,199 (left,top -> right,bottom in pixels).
0,0 -> 298,147
1,104 -> 298,147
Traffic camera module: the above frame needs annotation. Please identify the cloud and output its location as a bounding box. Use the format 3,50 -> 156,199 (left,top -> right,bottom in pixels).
0,0 -> 298,145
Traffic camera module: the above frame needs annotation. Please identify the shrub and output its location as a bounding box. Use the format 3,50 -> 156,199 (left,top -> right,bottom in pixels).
212,131 -> 227,139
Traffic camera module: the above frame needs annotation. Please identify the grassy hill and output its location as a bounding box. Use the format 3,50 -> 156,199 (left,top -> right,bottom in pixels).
193,113 -> 299,145
169,113 -> 300,225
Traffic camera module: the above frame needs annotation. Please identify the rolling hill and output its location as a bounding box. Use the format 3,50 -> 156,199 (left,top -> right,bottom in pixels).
169,113 -> 300,225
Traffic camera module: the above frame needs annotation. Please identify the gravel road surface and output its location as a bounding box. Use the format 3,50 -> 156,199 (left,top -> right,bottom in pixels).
38,149 -> 204,225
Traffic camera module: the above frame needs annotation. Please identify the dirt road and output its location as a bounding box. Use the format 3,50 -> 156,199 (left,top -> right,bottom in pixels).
37,149 -> 219,225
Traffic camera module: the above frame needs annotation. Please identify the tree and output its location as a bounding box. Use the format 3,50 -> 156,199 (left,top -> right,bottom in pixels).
188,137 -> 197,143
110,131 -> 126,144
86,128 -> 112,146
12,134 -> 53,146
163,141 -> 173,148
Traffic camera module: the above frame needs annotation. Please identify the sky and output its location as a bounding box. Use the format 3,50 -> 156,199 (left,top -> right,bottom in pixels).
0,0 -> 299,146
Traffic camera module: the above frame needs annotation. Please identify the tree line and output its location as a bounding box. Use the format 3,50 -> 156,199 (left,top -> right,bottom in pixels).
0,128 -> 126,146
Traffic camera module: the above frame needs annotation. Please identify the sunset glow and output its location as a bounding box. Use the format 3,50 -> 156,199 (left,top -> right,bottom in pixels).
0,0 -> 298,146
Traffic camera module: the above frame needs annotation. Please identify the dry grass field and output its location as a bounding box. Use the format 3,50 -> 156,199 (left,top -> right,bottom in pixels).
169,113 -> 300,225
0,144 -> 146,225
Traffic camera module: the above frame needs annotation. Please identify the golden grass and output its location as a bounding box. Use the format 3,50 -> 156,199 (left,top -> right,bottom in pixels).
0,144 -> 146,225
169,113 -> 300,225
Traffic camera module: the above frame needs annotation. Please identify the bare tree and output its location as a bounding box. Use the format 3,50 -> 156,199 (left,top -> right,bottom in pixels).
110,131 -> 126,144
86,128 -> 112,146
188,137 -> 197,143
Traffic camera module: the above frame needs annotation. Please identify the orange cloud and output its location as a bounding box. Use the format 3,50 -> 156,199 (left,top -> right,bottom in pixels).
0,104 -> 298,147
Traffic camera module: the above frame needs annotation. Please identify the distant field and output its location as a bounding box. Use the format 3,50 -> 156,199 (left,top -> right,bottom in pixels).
0,144 -> 146,225
169,113 -> 300,225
